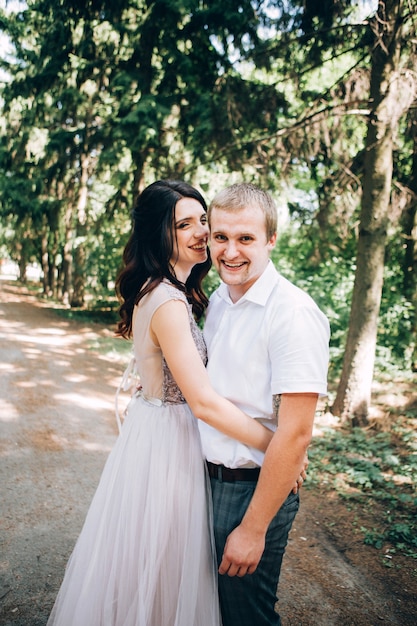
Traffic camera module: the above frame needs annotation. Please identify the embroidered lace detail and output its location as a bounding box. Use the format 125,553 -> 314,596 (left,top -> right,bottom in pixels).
161,284 -> 207,405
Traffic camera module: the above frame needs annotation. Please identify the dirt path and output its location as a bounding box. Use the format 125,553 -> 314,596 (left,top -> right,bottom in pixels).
0,279 -> 415,626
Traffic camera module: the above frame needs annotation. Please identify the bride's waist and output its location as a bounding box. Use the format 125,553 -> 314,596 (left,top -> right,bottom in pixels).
133,390 -> 187,407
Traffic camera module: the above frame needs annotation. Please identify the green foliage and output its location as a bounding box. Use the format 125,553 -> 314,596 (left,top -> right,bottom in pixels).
378,233 -> 415,370
84,206 -> 131,296
202,266 -> 221,300
271,224 -> 355,377
271,214 -> 415,376
308,423 -> 417,558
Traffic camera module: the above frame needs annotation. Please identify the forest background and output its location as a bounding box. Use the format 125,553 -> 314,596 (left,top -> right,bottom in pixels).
0,0 -> 416,570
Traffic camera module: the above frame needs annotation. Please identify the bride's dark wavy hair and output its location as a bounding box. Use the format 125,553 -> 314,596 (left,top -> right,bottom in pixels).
115,180 -> 211,339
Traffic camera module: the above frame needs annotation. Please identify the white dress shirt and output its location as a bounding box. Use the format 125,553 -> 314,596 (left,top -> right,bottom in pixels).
198,260 -> 330,468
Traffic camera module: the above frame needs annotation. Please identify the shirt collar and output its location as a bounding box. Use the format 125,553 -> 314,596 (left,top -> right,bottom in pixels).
216,260 -> 279,306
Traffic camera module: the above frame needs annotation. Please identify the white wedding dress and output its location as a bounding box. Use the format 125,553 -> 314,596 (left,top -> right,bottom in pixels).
47,282 -> 221,626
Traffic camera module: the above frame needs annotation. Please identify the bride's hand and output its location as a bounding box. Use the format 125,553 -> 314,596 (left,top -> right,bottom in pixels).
292,452 -> 309,493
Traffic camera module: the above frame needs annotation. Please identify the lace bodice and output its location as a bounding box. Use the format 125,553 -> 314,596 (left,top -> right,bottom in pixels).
132,282 -> 207,406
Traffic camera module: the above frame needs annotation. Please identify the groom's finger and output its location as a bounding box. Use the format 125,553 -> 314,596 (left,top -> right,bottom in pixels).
218,554 -> 232,575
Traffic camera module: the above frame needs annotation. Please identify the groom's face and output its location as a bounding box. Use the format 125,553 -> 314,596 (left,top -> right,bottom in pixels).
209,205 -> 276,302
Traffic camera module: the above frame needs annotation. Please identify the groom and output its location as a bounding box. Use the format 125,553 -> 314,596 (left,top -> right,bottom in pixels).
199,182 -> 330,626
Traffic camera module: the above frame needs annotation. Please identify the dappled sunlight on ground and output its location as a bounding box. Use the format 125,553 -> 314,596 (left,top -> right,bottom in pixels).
312,410 -> 341,436
0,399 -> 20,421
0,280 -> 122,454
54,392 -> 114,412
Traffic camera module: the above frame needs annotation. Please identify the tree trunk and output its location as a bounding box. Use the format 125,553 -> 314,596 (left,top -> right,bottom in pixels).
71,241 -> 86,308
62,201 -> 74,306
40,227 -> 50,295
403,115 -> 417,370
131,154 -> 147,207
70,153 -> 90,308
48,229 -> 59,298
403,113 -> 417,290
17,251 -> 27,283
332,0 -> 413,425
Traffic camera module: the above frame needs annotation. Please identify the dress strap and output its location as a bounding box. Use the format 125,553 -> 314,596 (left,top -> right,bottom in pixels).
115,355 -> 137,434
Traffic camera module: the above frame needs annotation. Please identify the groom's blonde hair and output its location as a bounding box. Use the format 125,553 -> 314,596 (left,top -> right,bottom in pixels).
208,183 -> 277,240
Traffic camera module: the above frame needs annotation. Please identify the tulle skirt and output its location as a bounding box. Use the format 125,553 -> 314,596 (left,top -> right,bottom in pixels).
47,396 -> 221,626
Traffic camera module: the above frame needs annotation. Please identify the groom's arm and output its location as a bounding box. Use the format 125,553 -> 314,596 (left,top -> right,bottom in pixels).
218,392 -> 317,577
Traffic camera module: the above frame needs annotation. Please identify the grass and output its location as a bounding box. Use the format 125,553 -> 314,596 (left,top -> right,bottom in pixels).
307,407 -> 417,560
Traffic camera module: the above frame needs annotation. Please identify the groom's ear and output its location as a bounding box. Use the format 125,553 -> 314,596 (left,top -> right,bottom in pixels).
267,232 -> 277,250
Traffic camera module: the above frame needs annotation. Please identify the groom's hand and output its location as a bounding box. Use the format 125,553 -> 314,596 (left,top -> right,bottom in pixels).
218,525 -> 265,577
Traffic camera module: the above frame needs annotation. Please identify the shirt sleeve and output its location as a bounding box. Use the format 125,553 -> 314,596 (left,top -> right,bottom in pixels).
269,303 -> 330,396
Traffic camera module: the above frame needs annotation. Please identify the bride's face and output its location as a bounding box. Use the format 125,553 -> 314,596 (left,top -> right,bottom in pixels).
169,198 -> 209,282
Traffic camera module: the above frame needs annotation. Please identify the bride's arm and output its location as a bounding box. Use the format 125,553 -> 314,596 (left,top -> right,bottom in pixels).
151,299 -> 272,452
